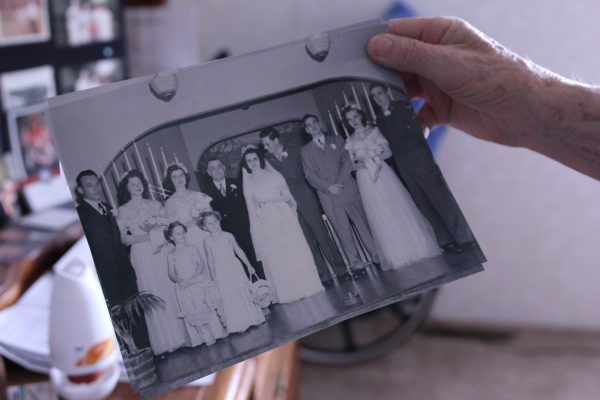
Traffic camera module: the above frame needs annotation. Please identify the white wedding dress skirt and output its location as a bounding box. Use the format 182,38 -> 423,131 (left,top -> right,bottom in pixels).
356,163 -> 440,270
246,171 -> 324,304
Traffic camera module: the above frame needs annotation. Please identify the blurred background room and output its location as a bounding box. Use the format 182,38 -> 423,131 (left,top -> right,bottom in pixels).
0,0 -> 599,399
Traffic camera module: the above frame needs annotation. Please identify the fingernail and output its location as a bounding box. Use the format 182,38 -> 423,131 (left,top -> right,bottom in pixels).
371,35 -> 393,57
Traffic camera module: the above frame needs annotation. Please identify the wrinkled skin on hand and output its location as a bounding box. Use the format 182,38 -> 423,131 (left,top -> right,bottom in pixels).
368,17 -> 600,180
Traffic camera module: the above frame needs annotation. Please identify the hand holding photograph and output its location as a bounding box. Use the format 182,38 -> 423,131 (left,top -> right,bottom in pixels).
48,20 -> 487,398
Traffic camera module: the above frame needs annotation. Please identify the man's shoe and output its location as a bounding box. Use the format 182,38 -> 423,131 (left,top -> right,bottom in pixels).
337,272 -> 352,281
352,268 -> 367,279
322,278 -> 335,287
442,242 -> 463,254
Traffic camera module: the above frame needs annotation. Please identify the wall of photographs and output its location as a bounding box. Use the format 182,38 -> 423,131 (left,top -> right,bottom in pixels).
0,0 -> 127,219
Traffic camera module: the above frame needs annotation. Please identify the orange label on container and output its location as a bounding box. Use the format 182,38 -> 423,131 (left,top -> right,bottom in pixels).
76,338 -> 114,367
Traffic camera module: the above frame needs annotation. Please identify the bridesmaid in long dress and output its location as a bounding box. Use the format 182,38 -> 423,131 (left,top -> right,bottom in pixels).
163,164 -> 213,255
342,106 -> 441,269
116,169 -> 187,355
165,222 -> 226,347
202,211 -> 265,334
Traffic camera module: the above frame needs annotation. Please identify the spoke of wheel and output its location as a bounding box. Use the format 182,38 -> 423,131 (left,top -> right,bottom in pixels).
389,302 -> 414,322
341,320 -> 356,351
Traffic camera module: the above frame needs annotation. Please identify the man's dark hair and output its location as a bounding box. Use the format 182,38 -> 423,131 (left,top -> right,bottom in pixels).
368,82 -> 387,93
75,169 -> 99,202
76,169 -> 98,189
206,156 -> 224,167
258,127 -> 280,141
301,113 -> 320,125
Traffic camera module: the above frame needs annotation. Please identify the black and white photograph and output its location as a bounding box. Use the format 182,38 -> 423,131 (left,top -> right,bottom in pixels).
0,0 -> 50,46
8,103 -> 59,179
0,65 -> 56,112
51,0 -> 120,47
58,57 -> 125,93
48,21 -> 486,397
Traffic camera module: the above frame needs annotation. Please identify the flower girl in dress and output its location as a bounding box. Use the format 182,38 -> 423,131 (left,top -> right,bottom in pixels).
165,222 -> 226,347
201,211 -> 265,334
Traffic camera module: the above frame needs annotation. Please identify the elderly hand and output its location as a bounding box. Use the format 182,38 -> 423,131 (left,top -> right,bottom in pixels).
367,17 -> 600,180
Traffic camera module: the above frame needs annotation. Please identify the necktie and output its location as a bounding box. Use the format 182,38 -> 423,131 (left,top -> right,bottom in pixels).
98,202 -> 109,216
219,183 -> 226,196
316,137 -> 324,148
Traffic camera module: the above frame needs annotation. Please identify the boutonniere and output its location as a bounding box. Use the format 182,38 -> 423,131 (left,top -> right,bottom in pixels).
281,151 -> 288,159
330,143 -> 337,150
230,184 -> 237,190
383,110 -> 391,116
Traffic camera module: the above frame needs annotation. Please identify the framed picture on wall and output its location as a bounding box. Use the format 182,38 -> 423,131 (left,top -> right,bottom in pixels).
0,0 -> 51,46
0,65 -> 56,112
51,0 -> 121,48
7,103 -> 58,180
58,57 -> 125,93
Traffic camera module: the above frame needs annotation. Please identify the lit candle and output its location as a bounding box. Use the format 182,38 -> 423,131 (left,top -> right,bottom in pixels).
111,161 -> 119,183
362,83 -> 376,121
160,147 -> 168,171
351,84 -> 360,109
328,111 -> 339,136
101,173 -> 116,210
133,142 -> 154,199
174,152 -> 180,165
343,91 -> 350,106
147,144 -> 162,196
388,86 -> 394,100
123,150 -> 132,170
335,102 -> 349,137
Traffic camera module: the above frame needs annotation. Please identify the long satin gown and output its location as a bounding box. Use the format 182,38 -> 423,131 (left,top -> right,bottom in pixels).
170,245 -> 225,346
206,232 -> 265,333
117,200 -> 187,355
245,170 -> 324,303
345,127 -> 441,270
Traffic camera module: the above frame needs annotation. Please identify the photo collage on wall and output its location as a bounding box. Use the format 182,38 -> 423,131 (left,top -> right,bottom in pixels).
0,0 -> 126,218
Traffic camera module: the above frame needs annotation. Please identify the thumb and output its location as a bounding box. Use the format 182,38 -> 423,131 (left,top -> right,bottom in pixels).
368,34 -> 447,85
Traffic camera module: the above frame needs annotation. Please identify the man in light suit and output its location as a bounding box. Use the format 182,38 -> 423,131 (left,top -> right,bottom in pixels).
259,127 -> 348,284
300,114 -> 377,273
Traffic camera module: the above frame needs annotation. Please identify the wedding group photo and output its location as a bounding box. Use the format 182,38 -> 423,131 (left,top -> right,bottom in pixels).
72,77 -> 485,396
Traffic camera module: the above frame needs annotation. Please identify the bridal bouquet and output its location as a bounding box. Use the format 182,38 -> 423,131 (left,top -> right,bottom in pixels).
141,216 -> 171,253
346,137 -> 385,181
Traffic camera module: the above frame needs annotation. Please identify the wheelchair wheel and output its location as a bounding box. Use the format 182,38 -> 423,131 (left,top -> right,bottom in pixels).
299,290 -> 437,365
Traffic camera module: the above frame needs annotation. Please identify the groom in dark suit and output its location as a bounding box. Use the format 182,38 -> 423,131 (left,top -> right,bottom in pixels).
202,157 -> 264,280
369,83 -> 475,251
260,127 -> 348,284
75,170 -> 149,347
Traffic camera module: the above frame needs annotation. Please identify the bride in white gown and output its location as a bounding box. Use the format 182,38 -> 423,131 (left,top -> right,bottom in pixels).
241,146 -> 324,304
342,106 -> 440,270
